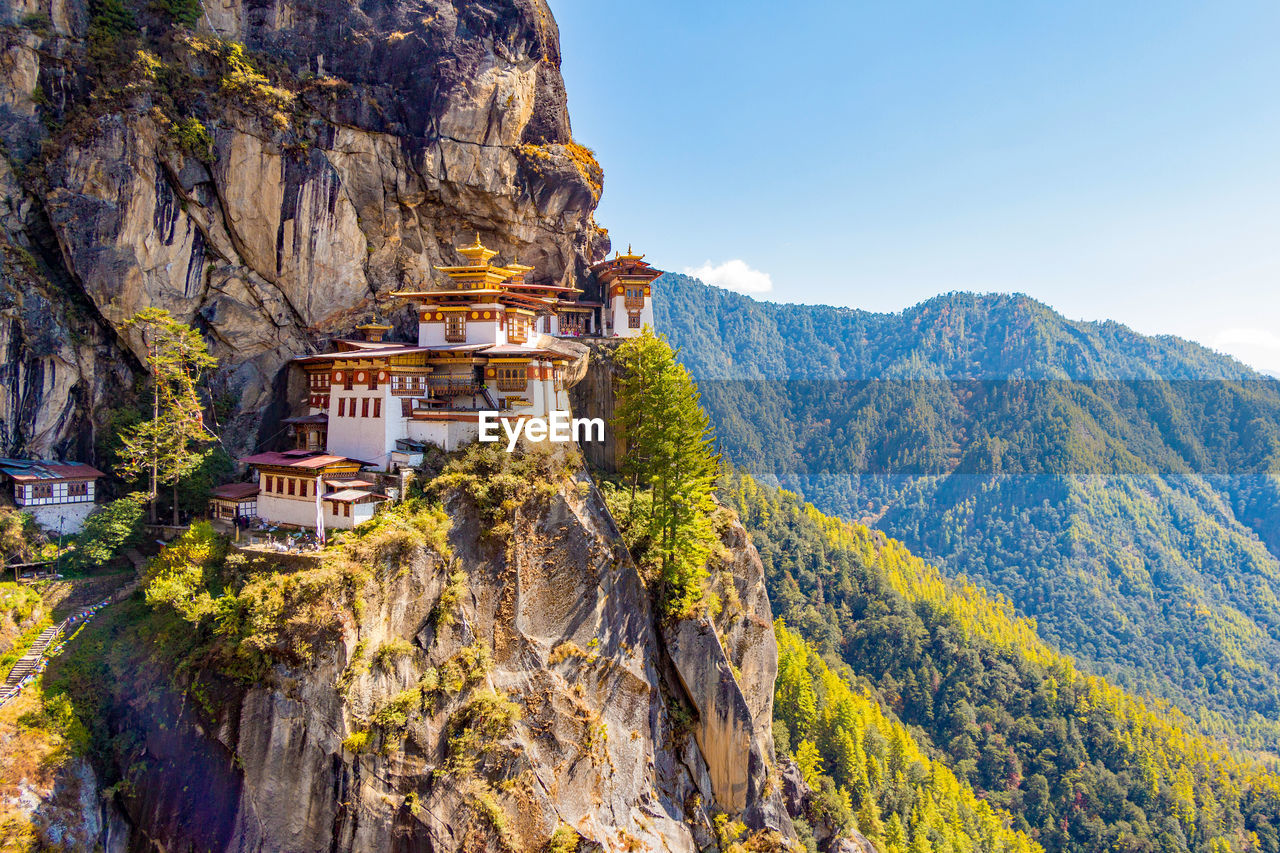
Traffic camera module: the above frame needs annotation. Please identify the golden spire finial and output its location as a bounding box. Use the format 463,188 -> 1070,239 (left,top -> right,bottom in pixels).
627,243 -> 632,254
473,232 -> 482,247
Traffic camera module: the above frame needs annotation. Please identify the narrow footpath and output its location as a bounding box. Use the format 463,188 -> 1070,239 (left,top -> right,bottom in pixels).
0,577 -> 140,708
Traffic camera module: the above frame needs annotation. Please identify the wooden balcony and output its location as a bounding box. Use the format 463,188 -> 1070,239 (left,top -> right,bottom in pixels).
430,379 -> 486,397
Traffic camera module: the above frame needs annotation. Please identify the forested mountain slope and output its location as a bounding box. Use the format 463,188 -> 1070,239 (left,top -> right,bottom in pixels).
729,472 -> 1280,853
656,276 -> 1280,742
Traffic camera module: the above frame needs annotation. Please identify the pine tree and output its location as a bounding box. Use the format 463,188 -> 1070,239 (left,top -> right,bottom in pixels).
118,308 -> 218,525
795,739 -> 825,789
612,329 -> 720,617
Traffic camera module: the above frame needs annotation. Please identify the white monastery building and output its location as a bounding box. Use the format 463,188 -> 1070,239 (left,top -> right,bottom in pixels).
238,236 -> 662,531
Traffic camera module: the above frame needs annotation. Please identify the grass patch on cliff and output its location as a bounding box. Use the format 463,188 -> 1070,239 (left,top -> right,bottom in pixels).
0,582 -> 46,662
117,499 -> 451,692
0,678 -> 93,848
445,688 -> 521,777
371,637 -> 415,672
427,442 -> 580,543
517,141 -> 603,202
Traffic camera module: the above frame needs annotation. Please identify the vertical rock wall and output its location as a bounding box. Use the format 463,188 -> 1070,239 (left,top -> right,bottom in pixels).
0,0 -> 608,459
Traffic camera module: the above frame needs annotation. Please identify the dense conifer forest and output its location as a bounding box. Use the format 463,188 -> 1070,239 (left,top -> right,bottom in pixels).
727,472 -> 1280,853
657,276 -> 1280,743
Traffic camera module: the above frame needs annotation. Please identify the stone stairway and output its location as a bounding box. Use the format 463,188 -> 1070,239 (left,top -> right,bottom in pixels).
0,621 -> 66,704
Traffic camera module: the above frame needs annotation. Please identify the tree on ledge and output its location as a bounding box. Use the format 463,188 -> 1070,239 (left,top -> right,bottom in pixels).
118,308 -> 218,526
613,328 -> 719,618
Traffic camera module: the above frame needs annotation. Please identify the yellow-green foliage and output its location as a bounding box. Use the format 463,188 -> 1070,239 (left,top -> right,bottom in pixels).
469,784 -> 513,846
775,624 -> 1040,853
172,115 -> 213,161
337,499 -> 453,567
371,637 -> 415,672
144,521 -> 225,622
139,500 -> 456,681
140,524 -> 369,681
435,570 -> 467,627
564,142 -> 603,199
546,825 -> 579,853
429,442 -> 574,539
0,582 -> 42,631
182,36 -> 294,114
768,485 -> 1280,825
732,471 -> 1280,853
517,142 -> 603,201
430,639 -> 493,701
337,639 -> 369,692
446,689 -> 521,777
342,729 -> 371,754
372,687 -> 422,731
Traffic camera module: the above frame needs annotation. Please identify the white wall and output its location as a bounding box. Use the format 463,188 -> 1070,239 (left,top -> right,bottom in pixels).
258,492 -> 323,529
404,418 -> 479,451
488,360 -> 567,416
15,480 -> 96,506
257,491 -> 379,530
465,303 -> 504,346
323,500 -> 377,529
609,294 -> 654,338
326,386 -> 401,469
30,502 -> 96,535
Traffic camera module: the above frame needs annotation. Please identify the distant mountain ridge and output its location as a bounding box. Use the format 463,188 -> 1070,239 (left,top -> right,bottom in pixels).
656,273 -> 1263,381
655,274 -> 1280,745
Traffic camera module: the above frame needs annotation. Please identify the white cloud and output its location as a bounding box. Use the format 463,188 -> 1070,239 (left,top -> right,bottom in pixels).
683,259 -> 774,294
1210,327 -> 1280,376
1212,327 -> 1280,351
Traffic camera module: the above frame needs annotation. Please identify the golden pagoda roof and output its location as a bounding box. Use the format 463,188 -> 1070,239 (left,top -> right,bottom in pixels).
456,233 -> 499,265
434,264 -> 516,278
392,235 -> 587,305
355,322 -> 392,330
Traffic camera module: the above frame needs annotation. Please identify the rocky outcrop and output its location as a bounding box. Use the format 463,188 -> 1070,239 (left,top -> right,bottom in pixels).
779,761 -> 877,853
0,0 -> 607,459
662,513 -> 787,830
66,459 -> 792,851
566,338 -> 625,473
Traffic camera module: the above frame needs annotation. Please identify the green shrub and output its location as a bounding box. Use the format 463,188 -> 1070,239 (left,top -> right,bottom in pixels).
446,689 -> 521,776
88,0 -> 136,41
19,12 -> 52,32
372,687 -> 422,731
434,570 -> 467,627
64,493 -> 147,573
151,0 -> 200,27
172,116 -> 213,160
143,521 -> 225,621
371,637 -> 415,672
547,825 -> 579,853
341,729 -> 371,753
428,443 -> 576,536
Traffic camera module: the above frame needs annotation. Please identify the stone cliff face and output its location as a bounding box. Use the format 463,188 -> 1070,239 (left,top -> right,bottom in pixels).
0,0 -> 606,459
63,457 -> 791,851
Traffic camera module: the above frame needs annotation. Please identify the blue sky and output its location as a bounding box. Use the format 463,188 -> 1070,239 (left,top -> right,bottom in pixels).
550,1 -> 1280,373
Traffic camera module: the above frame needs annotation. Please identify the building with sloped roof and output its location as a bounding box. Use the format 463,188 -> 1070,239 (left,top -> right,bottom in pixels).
0,458 -> 104,533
